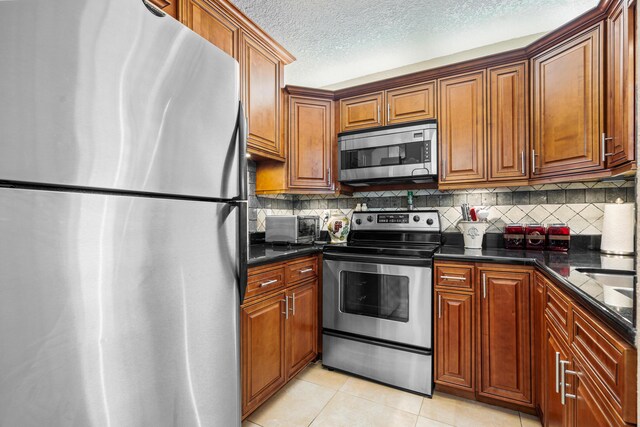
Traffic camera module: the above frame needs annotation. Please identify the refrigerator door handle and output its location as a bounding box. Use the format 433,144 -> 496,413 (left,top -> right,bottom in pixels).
237,101 -> 248,201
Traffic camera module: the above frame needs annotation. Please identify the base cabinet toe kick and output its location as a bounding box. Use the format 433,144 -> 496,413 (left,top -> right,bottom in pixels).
433,260 -> 637,426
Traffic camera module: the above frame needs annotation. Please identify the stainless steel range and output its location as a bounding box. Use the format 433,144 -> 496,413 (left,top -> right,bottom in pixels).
322,210 -> 441,396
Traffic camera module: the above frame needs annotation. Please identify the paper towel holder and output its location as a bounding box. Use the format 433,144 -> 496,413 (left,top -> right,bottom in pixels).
600,198 -> 635,256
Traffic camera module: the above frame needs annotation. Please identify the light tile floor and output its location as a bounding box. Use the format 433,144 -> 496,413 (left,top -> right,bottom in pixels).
243,361 -> 542,427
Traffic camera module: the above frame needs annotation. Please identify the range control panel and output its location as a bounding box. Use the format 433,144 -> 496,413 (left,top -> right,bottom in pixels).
350,210 -> 441,232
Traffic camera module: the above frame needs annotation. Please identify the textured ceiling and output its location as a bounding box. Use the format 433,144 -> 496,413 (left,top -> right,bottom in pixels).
231,0 -> 599,89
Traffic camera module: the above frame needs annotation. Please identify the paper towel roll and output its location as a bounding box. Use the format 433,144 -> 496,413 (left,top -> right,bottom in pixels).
600,200 -> 635,255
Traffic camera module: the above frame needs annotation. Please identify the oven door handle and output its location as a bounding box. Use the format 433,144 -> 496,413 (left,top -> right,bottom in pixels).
323,252 -> 432,267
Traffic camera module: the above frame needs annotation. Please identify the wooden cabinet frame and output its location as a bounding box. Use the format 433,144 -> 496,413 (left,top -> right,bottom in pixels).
242,255 -> 320,419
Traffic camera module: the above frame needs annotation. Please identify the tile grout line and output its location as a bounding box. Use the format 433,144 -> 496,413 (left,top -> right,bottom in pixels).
305,386 -> 339,427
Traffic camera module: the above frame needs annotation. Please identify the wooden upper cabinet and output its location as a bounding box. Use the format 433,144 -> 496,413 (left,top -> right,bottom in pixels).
531,24 -> 603,178
180,0 -> 239,58
339,92 -> 383,132
149,0 -> 178,19
438,71 -> 487,183
488,62 -> 528,180
478,268 -> 532,406
285,280 -> 318,378
605,0 -> 636,168
241,292 -> 286,416
385,82 -> 436,125
434,290 -> 474,391
288,95 -> 333,190
241,32 -> 284,160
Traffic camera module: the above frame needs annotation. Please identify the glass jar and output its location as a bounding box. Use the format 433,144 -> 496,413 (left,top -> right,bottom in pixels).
503,224 -> 525,249
546,224 -> 571,251
525,224 -> 547,250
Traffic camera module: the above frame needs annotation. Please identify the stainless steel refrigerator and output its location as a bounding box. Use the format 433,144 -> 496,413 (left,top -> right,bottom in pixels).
0,0 -> 248,425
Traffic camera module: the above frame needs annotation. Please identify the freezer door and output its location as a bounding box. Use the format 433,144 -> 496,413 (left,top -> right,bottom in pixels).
0,189 -> 241,427
0,0 -> 242,200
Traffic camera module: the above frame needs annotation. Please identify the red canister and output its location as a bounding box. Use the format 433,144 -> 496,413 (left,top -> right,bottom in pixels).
525,224 -> 547,250
546,224 -> 571,251
504,224 -> 525,249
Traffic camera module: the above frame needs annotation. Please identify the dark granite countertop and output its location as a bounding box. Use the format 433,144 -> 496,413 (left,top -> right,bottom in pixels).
248,243 -> 325,267
435,246 -> 636,344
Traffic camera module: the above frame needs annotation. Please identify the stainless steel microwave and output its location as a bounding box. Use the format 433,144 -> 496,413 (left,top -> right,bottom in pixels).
265,215 -> 320,244
338,120 -> 437,186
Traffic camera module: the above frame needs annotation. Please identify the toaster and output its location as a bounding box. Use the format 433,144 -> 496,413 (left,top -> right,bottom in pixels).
265,215 -> 320,244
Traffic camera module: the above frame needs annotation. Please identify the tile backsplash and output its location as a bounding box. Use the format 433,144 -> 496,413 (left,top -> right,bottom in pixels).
249,162 -> 635,235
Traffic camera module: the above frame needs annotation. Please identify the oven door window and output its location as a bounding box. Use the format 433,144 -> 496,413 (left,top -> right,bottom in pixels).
340,271 -> 409,322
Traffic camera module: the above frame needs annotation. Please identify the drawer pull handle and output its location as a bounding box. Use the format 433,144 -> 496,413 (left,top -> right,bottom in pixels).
560,360 -> 577,404
440,275 -> 466,281
299,268 -> 314,274
260,279 -> 278,287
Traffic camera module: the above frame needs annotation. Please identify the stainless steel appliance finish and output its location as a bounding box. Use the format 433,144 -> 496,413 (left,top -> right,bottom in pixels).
322,210 -> 441,396
0,0 -> 247,425
323,259 -> 432,348
0,0 -> 241,200
323,333 -> 433,395
0,189 -> 241,426
338,121 -> 437,185
265,215 -> 320,244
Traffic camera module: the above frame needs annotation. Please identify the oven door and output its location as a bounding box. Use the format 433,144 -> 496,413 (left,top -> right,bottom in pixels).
323,254 -> 432,349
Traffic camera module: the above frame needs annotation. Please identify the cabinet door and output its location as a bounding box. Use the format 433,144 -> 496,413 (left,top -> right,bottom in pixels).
288,96 -> 333,190
488,62 -> 528,180
435,290 -> 474,390
605,0 -> 635,168
149,0 -> 178,19
543,319 -> 571,427
385,82 -> 436,125
180,0 -> 239,58
531,25 -> 603,178
438,71 -> 487,183
572,359 -> 627,427
242,32 -> 284,160
533,273 -> 547,410
285,280 -> 318,378
478,269 -> 532,405
241,292 -> 287,416
339,92 -> 383,132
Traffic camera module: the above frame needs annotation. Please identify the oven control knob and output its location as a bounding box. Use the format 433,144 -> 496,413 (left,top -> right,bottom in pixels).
355,218 -> 362,225
426,218 -> 434,225
413,215 -> 421,222
366,215 -> 373,222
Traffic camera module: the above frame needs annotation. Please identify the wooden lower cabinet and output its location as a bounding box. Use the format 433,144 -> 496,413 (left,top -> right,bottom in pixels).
543,317 -> 572,427
242,256 -> 319,419
241,292 -> 287,416
435,260 -> 636,424
285,280 -> 318,377
435,290 -> 474,390
478,268 -> 532,406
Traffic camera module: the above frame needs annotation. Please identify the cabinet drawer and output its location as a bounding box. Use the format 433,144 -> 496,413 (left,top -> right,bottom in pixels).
571,306 -> 637,423
285,256 -> 318,285
435,263 -> 474,290
246,266 -> 286,300
544,282 -> 570,337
